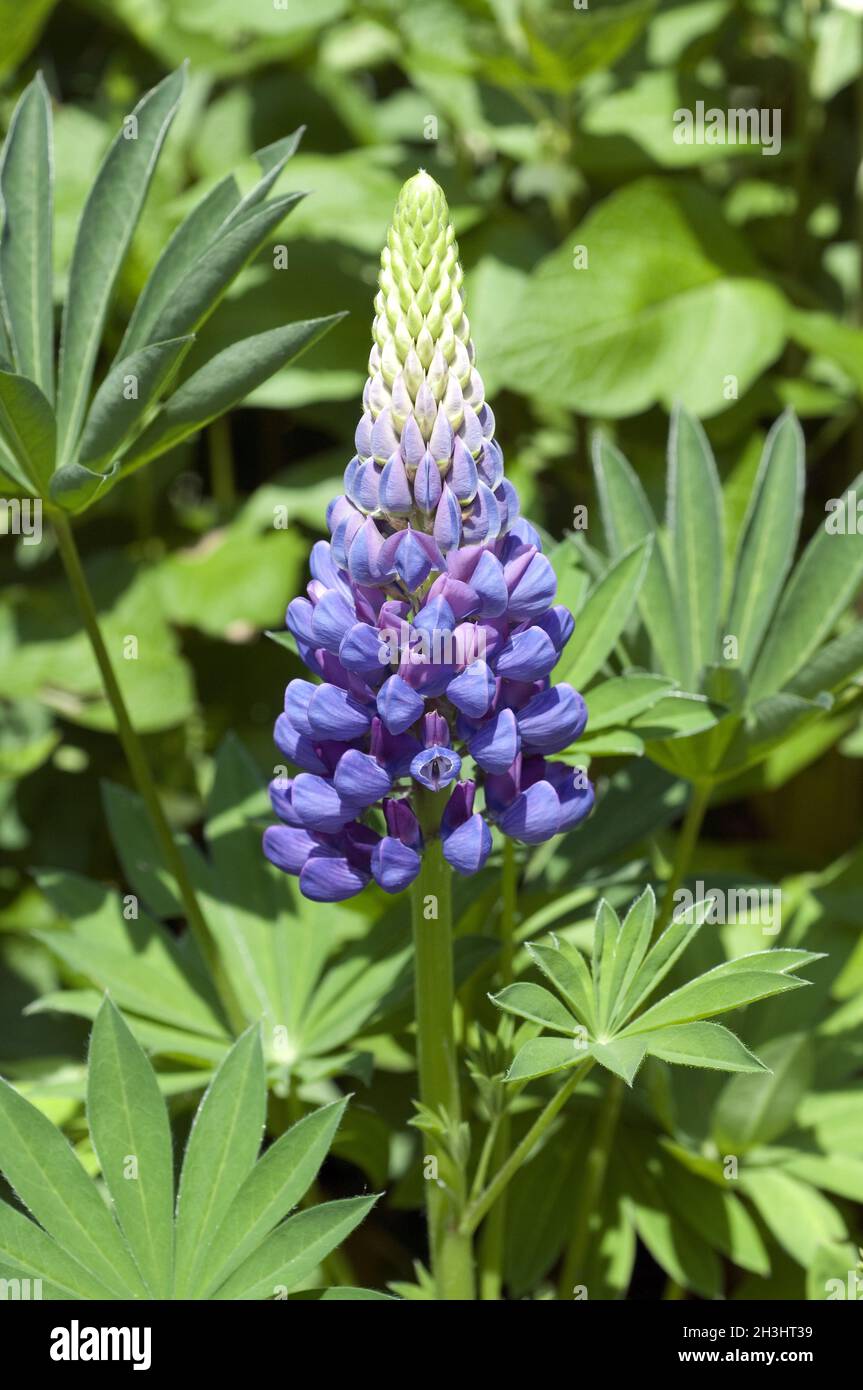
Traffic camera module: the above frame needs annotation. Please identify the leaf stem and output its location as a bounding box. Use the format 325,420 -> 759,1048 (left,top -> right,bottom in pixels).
461,1058 -> 595,1237
52,511 -> 242,1031
556,1073 -> 624,1298
654,781 -> 712,941
410,792 -> 475,1300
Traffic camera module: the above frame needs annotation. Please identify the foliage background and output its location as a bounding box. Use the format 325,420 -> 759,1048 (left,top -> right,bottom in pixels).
1,0 -> 862,1299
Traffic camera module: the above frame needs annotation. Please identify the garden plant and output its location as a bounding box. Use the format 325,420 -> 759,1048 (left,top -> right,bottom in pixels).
0,0 -> 862,1313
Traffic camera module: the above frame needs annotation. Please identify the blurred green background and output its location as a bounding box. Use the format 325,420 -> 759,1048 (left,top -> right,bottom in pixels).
1,0 -> 862,1054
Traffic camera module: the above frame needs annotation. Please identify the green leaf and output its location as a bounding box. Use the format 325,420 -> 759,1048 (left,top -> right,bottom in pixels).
491,982 -> 580,1035
667,407 -> 723,687
655,1149 -> 770,1276
117,317 -> 343,476
0,74 -> 53,395
290,1286 -> 397,1301
555,538 -> 651,688
616,896 -> 709,1024
621,1136 -> 722,1298
641,1020 -> 767,1072
211,1194 -> 378,1300
589,1036 -> 648,1085
0,370 -> 55,491
200,1098 -> 348,1296
526,940 -> 596,1031
740,1171 -> 846,1267
749,471 -> 863,702
119,130 -> 304,356
0,1198 -> 120,1301
606,886 -> 656,1030
712,1033 -> 813,1151
131,192 -> 304,350
726,411 -> 805,672
77,336 -> 194,470
173,1025 -> 265,1298
87,997 -> 174,1297
593,434 -> 683,679
0,1074 -> 147,1297
35,871 -> 228,1040
631,692 -> 720,739
506,1036 -> 587,1082
788,623 -> 863,699
584,674 -> 674,732
56,66 -> 186,462
480,180 -> 787,420
624,967 -> 807,1034
593,897 -> 622,1030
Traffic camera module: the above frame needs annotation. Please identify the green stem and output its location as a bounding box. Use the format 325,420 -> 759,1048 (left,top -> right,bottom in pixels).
654,782 -> 712,942
462,1058 -> 595,1237
478,838 -> 517,1300
52,512 -> 242,1031
410,791 -> 475,1300
557,1074 -> 624,1298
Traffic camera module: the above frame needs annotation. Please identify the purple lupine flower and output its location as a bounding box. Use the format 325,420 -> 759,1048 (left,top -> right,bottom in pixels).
264,172 -> 594,900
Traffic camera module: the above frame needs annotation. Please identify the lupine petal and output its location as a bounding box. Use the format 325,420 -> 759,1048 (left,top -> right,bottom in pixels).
377,673 -> 425,733
493,626 -> 558,681
468,707 -> 519,774
307,683 -> 372,740
379,450 -> 413,514
300,848 -> 370,901
291,774 -> 359,832
274,714 -> 328,774
499,781 -> 561,844
410,745 -> 462,790
371,837 -> 422,892
339,621 -> 388,676
433,484 -> 462,552
470,550 -> 508,617
285,679 -> 316,738
442,813 -> 492,875
446,659 -> 495,718
334,748 -> 392,806
507,552 -> 557,622
311,588 -> 355,653
517,684 -> 588,753
263,825 -> 317,876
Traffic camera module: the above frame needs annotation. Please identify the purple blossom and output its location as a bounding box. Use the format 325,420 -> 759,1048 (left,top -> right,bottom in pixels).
264,172 -> 593,900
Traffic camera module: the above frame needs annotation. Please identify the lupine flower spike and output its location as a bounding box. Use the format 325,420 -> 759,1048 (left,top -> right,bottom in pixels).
264,172 -> 594,901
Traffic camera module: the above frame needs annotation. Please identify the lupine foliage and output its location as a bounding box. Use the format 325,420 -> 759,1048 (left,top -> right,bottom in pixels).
0,998 -> 384,1299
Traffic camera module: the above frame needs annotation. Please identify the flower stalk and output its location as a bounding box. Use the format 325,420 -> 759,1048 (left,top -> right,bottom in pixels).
410,790 -> 475,1300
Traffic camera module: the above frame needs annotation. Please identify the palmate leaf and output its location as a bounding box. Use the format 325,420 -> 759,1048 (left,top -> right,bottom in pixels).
667,407 -> 723,688
0,1000 -> 382,1300
493,890 -> 821,1087
554,537 -> 652,688
0,68 -> 341,512
87,998 -> 174,1297
0,74 -> 53,396
589,410 -> 863,785
56,66 -> 186,462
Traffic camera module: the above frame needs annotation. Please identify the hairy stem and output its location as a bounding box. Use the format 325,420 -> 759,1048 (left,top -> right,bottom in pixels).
557,1073 -> 624,1298
53,512 -> 242,1031
462,1058 -> 595,1237
410,793 -> 475,1300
